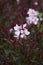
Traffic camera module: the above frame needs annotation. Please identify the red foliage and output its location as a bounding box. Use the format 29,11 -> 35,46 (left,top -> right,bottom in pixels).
0,24 -> 9,38
30,41 -> 37,49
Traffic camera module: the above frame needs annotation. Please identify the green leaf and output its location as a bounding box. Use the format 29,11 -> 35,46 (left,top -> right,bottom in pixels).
37,22 -> 40,28
38,12 -> 42,18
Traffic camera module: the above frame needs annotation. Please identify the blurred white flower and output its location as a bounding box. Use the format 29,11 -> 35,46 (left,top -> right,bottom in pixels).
26,17 -> 32,24
16,0 -> 20,4
26,8 -> 39,25
14,24 -> 30,39
34,2 -> 38,5
9,28 -> 13,33
27,8 -> 38,16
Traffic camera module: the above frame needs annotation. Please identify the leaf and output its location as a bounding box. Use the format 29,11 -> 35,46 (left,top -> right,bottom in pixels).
38,12 -> 42,18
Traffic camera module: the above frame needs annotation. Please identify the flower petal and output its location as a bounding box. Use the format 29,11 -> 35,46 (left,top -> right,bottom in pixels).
20,34 -> 24,38
9,28 -> 13,33
33,17 -> 39,25
15,30 -> 20,36
24,29 -> 30,35
20,30 -> 24,34
23,23 -> 27,28
14,24 -> 20,30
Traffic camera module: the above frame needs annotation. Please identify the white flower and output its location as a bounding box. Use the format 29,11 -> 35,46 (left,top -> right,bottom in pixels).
14,24 -> 30,39
27,8 -> 38,16
26,8 -> 39,25
34,2 -> 38,5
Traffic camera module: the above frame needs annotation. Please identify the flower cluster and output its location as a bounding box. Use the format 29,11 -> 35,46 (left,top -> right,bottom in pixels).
9,8 -> 42,39
10,24 -> 30,39
26,8 -> 39,25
